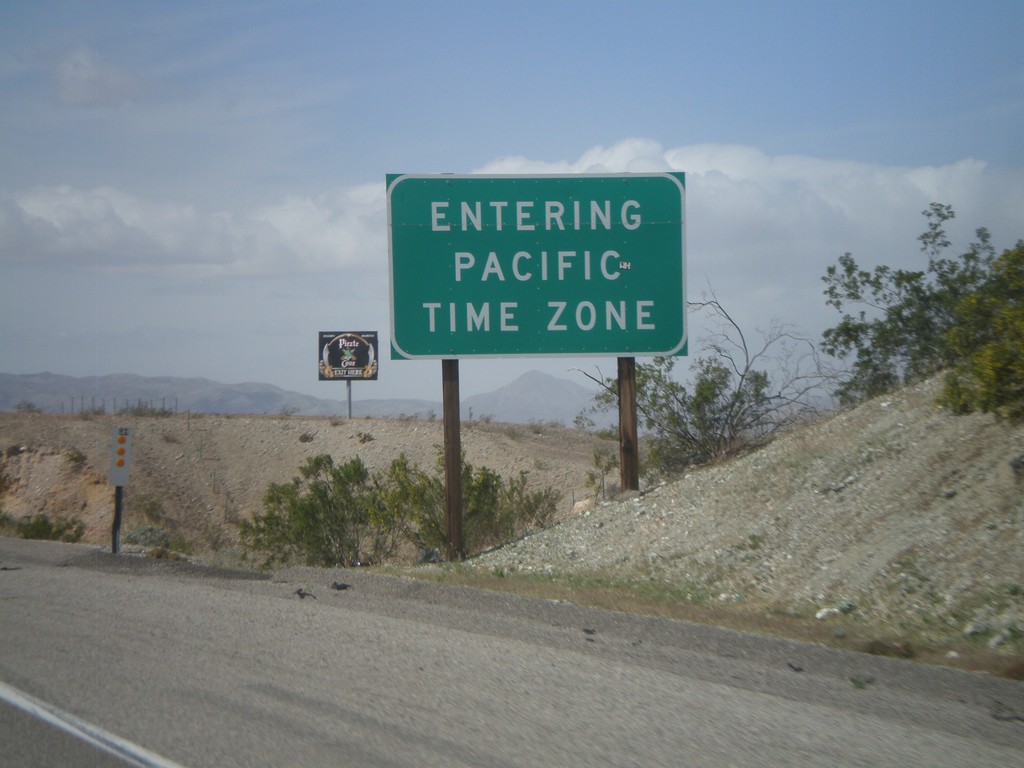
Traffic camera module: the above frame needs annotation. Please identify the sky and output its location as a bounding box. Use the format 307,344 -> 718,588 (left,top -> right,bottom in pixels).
1,0 -> 1022,404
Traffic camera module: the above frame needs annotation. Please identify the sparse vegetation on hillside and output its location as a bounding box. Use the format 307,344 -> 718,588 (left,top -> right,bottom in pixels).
578,297 -> 826,478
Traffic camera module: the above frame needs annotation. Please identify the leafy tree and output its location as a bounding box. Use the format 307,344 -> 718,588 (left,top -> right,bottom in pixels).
821,203 -> 997,404
941,242 -> 1024,420
597,356 -> 774,475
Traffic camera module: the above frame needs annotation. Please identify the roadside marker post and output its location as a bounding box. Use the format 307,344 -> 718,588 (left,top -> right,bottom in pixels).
108,427 -> 131,553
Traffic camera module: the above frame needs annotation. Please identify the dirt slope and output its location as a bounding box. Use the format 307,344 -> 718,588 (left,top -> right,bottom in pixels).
0,413 -> 612,556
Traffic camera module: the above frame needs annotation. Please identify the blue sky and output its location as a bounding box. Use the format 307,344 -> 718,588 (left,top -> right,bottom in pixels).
1,1 -> 1022,404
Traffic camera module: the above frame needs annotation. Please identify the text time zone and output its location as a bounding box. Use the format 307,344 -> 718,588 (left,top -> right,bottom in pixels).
422,300 -> 656,333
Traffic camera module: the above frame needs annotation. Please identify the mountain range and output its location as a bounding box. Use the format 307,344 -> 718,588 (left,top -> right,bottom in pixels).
0,370 -> 606,426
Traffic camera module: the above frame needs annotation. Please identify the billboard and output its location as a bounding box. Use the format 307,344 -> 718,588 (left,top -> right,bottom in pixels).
318,331 -> 379,380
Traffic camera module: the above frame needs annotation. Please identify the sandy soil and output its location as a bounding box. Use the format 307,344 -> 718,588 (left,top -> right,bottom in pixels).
0,412 -> 614,558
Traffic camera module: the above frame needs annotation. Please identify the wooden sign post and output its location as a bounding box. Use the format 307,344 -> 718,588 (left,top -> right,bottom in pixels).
442,359 -> 464,560
618,357 -> 639,492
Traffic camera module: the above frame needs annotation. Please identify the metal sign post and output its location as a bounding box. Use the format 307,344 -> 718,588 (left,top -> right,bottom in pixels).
108,427 -> 131,553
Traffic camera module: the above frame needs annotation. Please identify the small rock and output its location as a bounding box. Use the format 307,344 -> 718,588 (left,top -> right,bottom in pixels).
1010,455 -> 1024,479
987,632 -> 1008,649
816,607 -> 840,620
963,620 -> 989,638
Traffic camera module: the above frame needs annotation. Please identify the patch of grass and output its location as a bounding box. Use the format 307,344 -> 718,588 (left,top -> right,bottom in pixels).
849,675 -> 874,689
65,447 -> 87,471
147,546 -> 185,561
132,493 -> 167,525
862,638 -> 915,658
124,525 -> 172,548
735,533 -> 765,551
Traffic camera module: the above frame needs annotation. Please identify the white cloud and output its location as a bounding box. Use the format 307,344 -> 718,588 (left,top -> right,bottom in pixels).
1,183 -> 387,279
2,140 -> 1020,343
468,140 -> 1023,352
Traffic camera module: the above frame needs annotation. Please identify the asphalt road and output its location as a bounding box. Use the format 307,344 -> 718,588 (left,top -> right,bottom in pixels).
1,538 -> 1022,767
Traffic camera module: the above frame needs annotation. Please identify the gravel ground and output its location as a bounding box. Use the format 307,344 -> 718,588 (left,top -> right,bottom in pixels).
467,377 -> 1024,646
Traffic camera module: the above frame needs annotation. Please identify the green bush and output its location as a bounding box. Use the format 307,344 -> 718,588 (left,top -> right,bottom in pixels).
241,454 -> 382,568
65,447 -> 87,470
240,452 -> 560,567
940,243 -> 1024,420
16,514 -> 85,543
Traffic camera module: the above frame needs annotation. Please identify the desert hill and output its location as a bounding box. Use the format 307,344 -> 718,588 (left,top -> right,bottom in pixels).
467,376 -> 1024,658
0,409 -> 612,558
1,375 -> 1022,666
0,370 -> 600,425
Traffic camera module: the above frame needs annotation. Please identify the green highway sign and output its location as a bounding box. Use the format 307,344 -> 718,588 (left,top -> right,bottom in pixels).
386,173 -> 686,359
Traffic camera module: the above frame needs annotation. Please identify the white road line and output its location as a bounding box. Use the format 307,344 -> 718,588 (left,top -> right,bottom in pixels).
0,681 -> 188,768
